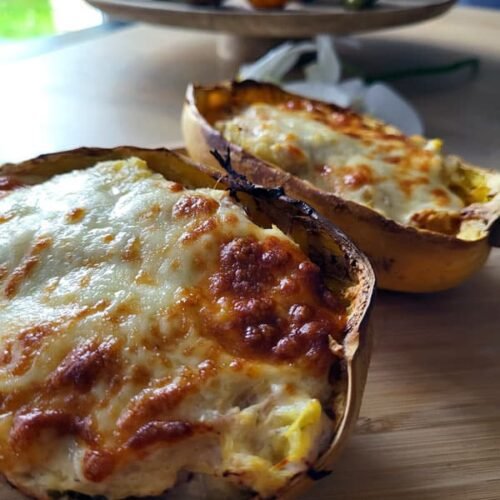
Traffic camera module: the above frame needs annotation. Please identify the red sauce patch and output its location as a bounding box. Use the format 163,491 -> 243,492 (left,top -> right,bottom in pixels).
173,195 -> 219,219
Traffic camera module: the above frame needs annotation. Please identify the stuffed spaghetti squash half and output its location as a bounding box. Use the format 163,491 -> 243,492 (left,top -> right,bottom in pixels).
0,147 -> 374,499
182,81 -> 500,292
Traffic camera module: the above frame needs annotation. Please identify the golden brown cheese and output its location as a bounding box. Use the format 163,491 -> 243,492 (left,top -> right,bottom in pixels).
0,158 -> 346,499
216,101 -> 466,232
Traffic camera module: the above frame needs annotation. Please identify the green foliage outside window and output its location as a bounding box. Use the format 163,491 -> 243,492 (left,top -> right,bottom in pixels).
0,0 -> 55,39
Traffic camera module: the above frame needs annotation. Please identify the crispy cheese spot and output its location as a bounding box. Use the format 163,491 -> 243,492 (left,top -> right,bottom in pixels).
286,144 -> 306,160
4,236 -> 51,298
118,381 -> 190,433
102,234 -> 115,244
398,176 -> 429,197
209,236 -> 290,296
432,188 -> 451,207
4,256 -> 38,298
179,218 -> 217,244
0,343 -> 12,366
12,301 -> 109,376
221,102 -> 465,232
80,273 -> 91,288
49,337 -> 120,393
410,209 -> 461,235
0,264 -> 7,281
118,368 -> 215,435
126,421 -> 197,450
65,207 -> 85,223
172,195 -> 219,219
383,156 -> 402,165
0,214 -> 13,224
122,236 -> 141,262
193,252 -> 207,271
223,213 -> 239,226
83,449 -> 116,483
130,365 -> 151,385
135,269 -> 155,285
200,236 -> 346,372
342,165 -> 375,189
139,203 -> 161,222
107,300 -> 138,324
10,410 -> 93,451
169,182 -> 184,193
12,323 -> 56,376
197,359 -> 217,380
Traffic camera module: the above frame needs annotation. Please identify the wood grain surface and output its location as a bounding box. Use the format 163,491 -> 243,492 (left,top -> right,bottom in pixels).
0,5 -> 499,499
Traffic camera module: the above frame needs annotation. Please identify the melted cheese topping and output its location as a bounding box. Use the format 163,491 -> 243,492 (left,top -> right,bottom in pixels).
0,158 -> 345,499
216,102 -> 465,231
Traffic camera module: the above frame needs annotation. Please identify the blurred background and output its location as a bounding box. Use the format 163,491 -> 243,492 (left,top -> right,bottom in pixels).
0,0 -> 104,40
0,0 -> 499,44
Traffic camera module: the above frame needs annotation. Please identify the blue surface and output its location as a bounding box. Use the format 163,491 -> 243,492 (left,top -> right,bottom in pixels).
460,0 -> 500,7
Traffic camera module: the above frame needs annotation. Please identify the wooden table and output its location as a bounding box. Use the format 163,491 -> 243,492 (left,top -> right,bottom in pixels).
0,5 -> 499,499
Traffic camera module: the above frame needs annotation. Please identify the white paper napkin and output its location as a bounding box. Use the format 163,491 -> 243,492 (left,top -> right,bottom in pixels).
239,35 -> 423,136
